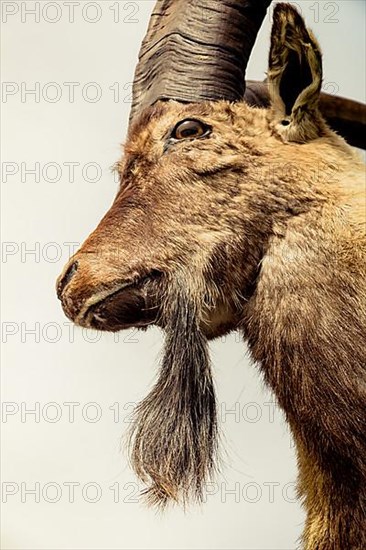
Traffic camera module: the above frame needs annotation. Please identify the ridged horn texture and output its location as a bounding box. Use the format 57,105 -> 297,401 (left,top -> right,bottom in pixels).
244,81 -> 366,150
130,0 -> 272,123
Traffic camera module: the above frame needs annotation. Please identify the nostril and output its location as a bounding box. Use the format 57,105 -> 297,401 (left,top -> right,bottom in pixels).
57,261 -> 78,299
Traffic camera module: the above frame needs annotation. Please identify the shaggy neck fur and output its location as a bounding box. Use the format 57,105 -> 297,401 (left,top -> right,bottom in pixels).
243,205 -> 366,549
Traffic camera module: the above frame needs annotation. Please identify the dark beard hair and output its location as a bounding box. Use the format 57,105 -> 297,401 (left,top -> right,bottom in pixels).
128,283 -> 219,507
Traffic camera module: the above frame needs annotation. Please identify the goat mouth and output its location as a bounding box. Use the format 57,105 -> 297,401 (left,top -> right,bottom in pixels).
79,271 -> 163,332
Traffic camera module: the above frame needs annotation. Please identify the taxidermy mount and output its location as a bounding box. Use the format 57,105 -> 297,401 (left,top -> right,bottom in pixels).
57,1 -> 366,548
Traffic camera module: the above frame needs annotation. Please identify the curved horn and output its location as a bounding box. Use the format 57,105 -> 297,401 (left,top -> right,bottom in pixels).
130,0 -> 272,123
319,94 -> 366,151
244,81 -> 366,150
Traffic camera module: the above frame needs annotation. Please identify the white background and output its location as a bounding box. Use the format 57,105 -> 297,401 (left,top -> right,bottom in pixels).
1,1 -> 365,549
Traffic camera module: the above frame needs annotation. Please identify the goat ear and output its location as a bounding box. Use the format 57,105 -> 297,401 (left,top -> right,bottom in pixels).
268,3 -> 324,141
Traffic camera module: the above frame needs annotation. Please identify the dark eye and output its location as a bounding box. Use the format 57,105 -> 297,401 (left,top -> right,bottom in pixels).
171,119 -> 211,140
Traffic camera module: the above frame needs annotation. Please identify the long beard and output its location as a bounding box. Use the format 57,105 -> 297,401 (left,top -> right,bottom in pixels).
128,280 -> 219,507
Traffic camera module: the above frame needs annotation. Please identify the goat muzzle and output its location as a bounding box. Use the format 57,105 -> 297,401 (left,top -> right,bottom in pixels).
57,258 -> 163,331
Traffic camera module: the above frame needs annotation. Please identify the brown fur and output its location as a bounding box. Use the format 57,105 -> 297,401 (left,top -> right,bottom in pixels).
57,5 -> 366,549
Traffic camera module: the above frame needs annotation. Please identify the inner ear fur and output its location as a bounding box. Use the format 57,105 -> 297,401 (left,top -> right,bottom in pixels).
268,3 -> 325,141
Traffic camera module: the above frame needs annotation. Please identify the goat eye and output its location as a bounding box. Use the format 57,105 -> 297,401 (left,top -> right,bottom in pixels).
171,119 -> 210,140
